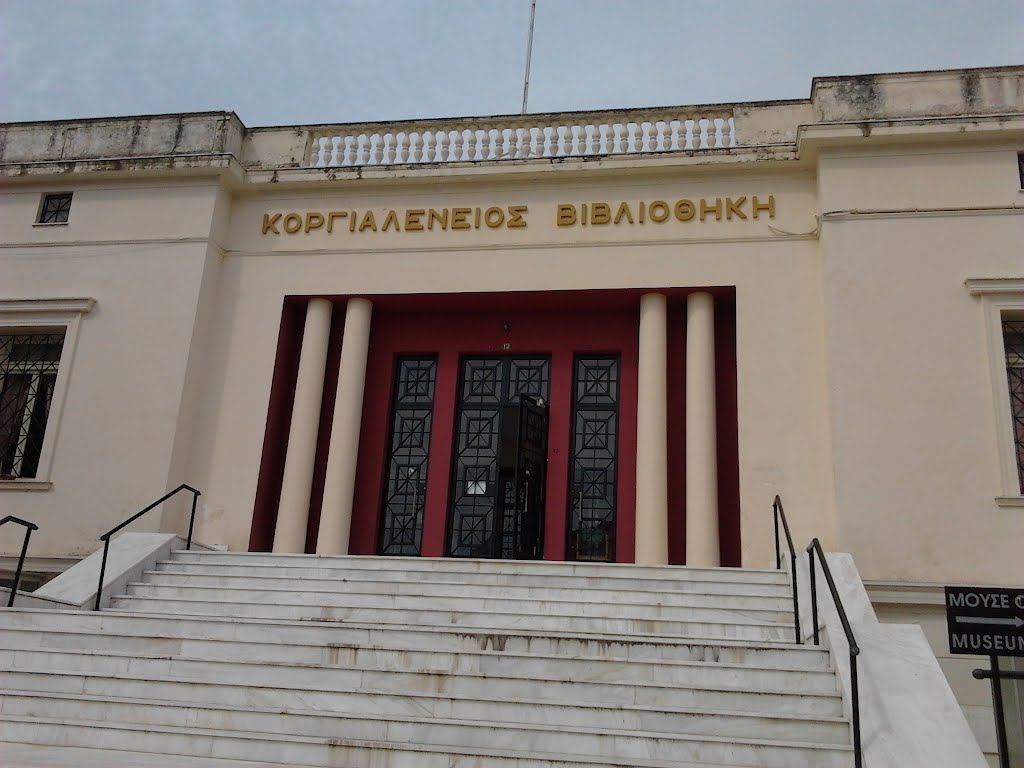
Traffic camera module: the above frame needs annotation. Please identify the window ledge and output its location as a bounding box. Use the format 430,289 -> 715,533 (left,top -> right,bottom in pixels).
31,222 -> 69,228
0,479 -> 52,491
995,496 -> 1024,508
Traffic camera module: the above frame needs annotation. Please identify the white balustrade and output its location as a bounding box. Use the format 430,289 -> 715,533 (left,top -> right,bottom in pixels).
311,110 -> 738,167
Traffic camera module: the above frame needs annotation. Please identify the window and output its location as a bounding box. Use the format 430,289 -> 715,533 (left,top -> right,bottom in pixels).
1004,318 -> 1024,494
966,279 -> 1024,504
0,332 -> 64,478
0,298 -> 94,489
37,193 -> 72,224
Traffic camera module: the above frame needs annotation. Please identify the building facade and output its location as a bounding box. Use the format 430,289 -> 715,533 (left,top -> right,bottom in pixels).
1,65 -> 1023,760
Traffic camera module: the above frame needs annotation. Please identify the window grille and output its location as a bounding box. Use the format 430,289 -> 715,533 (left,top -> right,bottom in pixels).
568,356 -> 620,562
378,357 -> 437,555
0,332 -> 64,478
37,193 -> 72,224
1003,318 -> 1024,494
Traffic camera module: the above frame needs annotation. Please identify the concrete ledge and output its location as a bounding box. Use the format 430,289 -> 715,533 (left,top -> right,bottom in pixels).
789,551 -> 988,767
0,587 -> 78,610
32,533 -> 213,610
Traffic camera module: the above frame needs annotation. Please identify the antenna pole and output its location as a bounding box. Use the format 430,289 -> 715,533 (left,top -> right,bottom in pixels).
521,0 -> 537,114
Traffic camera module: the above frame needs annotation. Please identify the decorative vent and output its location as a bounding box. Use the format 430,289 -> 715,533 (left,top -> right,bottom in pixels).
37,193 -> 72,224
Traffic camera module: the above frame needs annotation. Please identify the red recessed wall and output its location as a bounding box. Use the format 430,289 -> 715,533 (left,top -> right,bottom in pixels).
250,289 -> 740,566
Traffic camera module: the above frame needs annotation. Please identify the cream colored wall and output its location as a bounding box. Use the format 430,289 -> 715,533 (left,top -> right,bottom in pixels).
0,179 -> 224,557
183,169 -> 837,564
817,144 -> 1024,584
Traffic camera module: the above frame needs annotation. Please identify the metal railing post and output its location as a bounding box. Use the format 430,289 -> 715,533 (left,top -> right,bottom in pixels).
186,489 -> 199,551
772,496 -> 801,644
93,537 -> 111,611
91,484 -> 201,612
851,650 -> 862,768
808,548 -> 820,646
790,550 -> 801,643
1,516 -> 39,608
773,503 -> 781,570
806,538 -> 862,768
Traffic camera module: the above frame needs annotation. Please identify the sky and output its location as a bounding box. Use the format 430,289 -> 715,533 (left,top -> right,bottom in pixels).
1,0 -> 1022,127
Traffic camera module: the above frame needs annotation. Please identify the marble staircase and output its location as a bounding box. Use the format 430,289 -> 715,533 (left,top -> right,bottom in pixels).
0,552 -> 856,767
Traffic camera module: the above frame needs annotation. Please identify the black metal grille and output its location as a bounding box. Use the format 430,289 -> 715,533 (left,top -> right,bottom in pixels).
449,357 -> 549,557
568,356 -> 620,562
1004,319 -> 1024,494
0,332 -> 64,479
38,193 -> 72,224
378,357 -> 437,555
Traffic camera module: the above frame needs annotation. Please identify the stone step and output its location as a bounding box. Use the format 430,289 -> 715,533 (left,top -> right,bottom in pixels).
0,710 -> 855,767
0,671 -> 850,742
1,649 -> 844,715
106,596 -> 796,641
0,630 -> 838,693
0,684 -> 851,745
146,568 -> 795,609
0,608 -> 830,669
154,560 -> 793,596
0,625 -> 830,676
120,582 -> 790,624
0,742 -> 328,768
167,551 -> 791,584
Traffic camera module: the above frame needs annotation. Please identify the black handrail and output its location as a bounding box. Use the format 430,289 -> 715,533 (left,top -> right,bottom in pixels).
93,484 -> 201,611
807,537 -> 862,768
1,516 -> 39,608
771,495 -> 801,643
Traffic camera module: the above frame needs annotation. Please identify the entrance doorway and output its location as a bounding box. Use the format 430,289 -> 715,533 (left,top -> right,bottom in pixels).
447,357 -> 549,559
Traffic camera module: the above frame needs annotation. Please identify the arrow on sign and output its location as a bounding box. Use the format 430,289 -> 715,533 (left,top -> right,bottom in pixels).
955,616 -> 1024,628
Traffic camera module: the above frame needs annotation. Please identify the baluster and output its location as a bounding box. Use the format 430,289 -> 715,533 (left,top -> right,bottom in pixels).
707,118 -> 719,149
611,123 -> 624,154
628,122 -> 640,153
638,122 -> 651,153
437,130 -> 450,162
381,133 -> 394,164
723,117 -> 735,147
543,125 -> 555,157
565,125 -> 578,156
524,126 -> 536,158
329,137 -> 341,166
478,128 -> 492,160
685,119 -> 698,150
451,129 -> 465,162
659,120 -> 672,152
561,125 -> 573,157
460,128 -> 474,161
428,131 -> 441,162
313,137 -> 325,167
582,124 -> 595,155
669,119 -> 683,151
343,136 -> 355,165
368,134 -> 381,165
410,132 -> 423,162
394,132 -> 408,164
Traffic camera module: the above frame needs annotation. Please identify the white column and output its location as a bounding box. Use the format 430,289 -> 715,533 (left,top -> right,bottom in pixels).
273,298 -> 332,554
635,292 -> 669,565
317,297 -> 373,555
686,291 -> 720,567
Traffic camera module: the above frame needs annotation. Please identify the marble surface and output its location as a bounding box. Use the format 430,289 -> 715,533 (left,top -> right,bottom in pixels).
791,550 -> 989,768
33,533 -> 209,608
